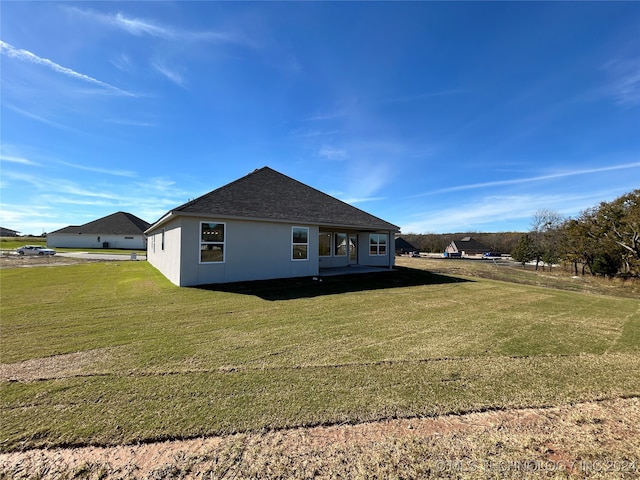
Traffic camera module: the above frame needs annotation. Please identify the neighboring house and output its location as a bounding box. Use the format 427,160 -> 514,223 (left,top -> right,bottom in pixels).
445,236 -> 490,256
395,237 -> 418,255
0,227 -> 21,237
47,212 -> 150,249
146,167 -> 400,286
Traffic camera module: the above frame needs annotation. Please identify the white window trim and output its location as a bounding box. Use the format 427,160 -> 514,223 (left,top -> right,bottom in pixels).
200,221 -> 226,264
369,233 -> 388,256
292,226 -> 309,261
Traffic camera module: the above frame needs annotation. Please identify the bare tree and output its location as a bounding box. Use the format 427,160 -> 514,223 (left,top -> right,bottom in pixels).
530,209 -> 564,270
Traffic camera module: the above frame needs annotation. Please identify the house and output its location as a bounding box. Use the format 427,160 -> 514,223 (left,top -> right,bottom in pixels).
146,167 -> 400,286
395,237 -> 419,255
47,212 -> 150,250
0,227 -> 21,237
444,236 -> 490,256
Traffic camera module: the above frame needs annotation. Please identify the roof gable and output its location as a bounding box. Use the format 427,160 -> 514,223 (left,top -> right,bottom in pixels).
395,237 -> 418,251
452,237 -> 490,252
156,167 -> 398,231
50,212 -> 150,235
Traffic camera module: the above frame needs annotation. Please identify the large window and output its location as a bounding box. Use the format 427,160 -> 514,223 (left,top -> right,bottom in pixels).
335,233 -> 347,256
200,222 -> 225,263
319,232 -> 332,256
292,227 -> 309,260
369,233 -> 387,256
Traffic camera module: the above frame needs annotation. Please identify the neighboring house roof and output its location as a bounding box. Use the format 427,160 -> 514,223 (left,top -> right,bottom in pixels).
0,227 -> 21,236
448,236 -> 490,253
49,212 -> 150,235
148,167 -> 399,232
395,237 -> 418,252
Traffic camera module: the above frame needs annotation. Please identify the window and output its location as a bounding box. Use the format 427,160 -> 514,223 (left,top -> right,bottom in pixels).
124,236 -> 134,240
369,234 -> 387,256
292,227 -> 308,260
200,222 -> 225,263
335,233 -> 347,256
319,232 -> 332,256
161,229 -> 165,251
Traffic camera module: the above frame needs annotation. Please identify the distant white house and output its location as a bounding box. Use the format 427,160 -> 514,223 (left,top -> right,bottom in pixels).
47,212 -> 150,250
146,167 -> 400,286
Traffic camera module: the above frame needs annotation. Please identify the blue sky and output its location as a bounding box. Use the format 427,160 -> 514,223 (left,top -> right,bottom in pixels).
1,2 -> 639,235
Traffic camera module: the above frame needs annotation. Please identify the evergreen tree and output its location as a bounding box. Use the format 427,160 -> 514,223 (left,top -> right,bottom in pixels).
511,234 -> 536,268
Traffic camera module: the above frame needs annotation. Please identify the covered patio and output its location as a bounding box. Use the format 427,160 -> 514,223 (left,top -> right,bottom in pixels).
318,265 -> 394,277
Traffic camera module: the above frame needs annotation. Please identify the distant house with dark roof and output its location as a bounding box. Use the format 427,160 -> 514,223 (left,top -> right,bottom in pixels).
146,167 -> 400,286
47,212 -> 150,250
395,237 -> 418,255
0,227 -> 21,237
445,236 -> 490,256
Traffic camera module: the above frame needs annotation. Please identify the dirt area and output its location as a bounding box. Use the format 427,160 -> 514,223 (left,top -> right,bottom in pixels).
1,397 -> 638,479
0,253 -> 96,269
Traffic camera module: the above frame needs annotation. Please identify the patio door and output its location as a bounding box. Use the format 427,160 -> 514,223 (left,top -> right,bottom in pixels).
348,234 -> 358,265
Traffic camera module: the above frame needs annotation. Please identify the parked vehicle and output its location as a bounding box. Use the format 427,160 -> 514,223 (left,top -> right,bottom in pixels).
483,252 -> 501,258
443,252 -> 462,258
16,245 -> 56,256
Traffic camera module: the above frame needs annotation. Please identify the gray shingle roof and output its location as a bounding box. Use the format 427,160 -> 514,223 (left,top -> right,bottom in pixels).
450,237 -> 490,253
156,167 -> 399,231
50,212 -> 150,235
395,237 -> 418,252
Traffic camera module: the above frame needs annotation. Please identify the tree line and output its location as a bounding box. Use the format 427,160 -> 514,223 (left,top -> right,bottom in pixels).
512,189 -> 639,277
401,189 -> 639,278
399,232 -> 523,257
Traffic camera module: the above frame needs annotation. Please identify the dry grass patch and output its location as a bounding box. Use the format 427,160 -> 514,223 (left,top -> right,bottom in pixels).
0,348 -> 121,382
1,397 -> 638,479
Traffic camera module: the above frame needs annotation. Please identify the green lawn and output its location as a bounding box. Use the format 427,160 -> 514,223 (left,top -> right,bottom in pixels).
1,261 -> 638,452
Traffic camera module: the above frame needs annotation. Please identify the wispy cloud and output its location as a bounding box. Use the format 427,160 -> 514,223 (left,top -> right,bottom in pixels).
603,56 -> 640,106
0,40 -> 135,97
151,59 -> 185,87
0,154 -> 41,166
417,163 -> 640,196
2,169 -> 188,231
3,171 -> 122,200
58,161 -> 137,178
401,191 -> 612,234
111,12 -> 174,38
110,53 -> 133,72
318,145 -> 348,161
0,204 -> 59,233
5,104 -> 80,131
67,7 -> 250,46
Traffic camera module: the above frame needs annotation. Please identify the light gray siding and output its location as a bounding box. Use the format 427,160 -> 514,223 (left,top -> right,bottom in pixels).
148,217 -> 319,286
146,219 -> 183,286
47,233 -> 146,249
